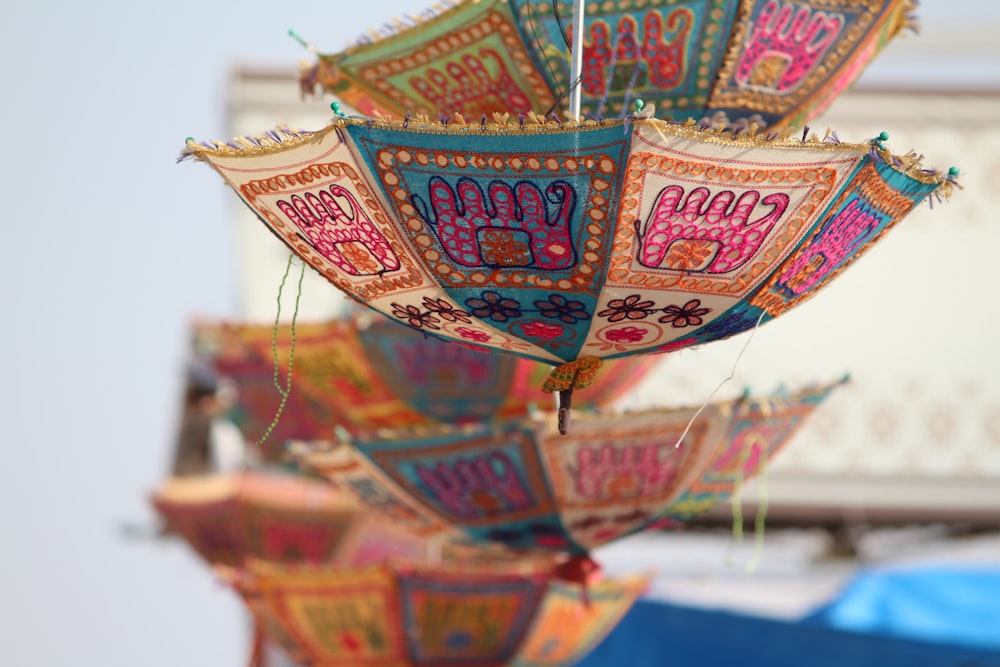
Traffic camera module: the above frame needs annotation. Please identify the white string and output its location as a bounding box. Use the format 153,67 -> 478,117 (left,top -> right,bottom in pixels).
673,311 -> 768,450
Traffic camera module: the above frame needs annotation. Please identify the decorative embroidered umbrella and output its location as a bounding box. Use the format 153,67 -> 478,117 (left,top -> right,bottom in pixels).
225,560 -> 649,667
151,470 -> 430,568
193,312 -> 658,445
289,379 -> 843,560
182,116 -> 952,432
297,0 -> 917,130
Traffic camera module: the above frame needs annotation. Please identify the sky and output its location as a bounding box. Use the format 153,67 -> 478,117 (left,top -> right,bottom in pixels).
1,1 -> 998,666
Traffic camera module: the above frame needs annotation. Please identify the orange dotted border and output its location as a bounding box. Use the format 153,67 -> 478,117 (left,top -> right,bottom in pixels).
375,148 -> 620,295
239,161 -> 430,301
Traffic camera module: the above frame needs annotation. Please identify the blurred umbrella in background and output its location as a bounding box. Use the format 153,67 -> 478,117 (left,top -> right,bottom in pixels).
191,312 -> 658,457
297,0 -> 917,130
151,470 -> 431,568
290,379 -> 845,567
223,559 -> 649,667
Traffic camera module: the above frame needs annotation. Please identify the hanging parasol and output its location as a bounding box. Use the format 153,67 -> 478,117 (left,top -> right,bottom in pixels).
182,115 -> 953,431
296,0 -> 917,130
193,312 -> 658,447
289,379 -> 843,558
151,470 -> 431,568
225,559 -> 649,667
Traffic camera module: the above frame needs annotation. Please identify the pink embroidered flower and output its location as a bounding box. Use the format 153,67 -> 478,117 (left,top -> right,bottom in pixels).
604,326 -> 647,344
455,327 -> 490,343
519,321 -> 565,340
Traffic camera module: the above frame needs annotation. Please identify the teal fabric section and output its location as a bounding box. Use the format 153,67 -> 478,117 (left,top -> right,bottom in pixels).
507,0 -> 742,119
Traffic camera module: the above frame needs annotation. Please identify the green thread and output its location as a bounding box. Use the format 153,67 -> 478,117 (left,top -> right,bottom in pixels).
256,254 -> 306,447
746,436 -> 770,573
725,431 -> 758,567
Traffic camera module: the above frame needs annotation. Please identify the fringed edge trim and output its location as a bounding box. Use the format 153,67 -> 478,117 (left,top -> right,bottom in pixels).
180,110 -> 957,192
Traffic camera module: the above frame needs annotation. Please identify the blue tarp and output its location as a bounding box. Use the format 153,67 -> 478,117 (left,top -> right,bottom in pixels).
804,567 -> 1000,651
576,598 -> 1000,667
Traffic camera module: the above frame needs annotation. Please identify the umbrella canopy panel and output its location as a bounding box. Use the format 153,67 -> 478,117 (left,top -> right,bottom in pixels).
194,314 -> 658,445
301,0 -> 915,129
151,471 -> 430,567
294,380 -> 844,555
184,117 -> 950,394
231,562 -> 649,667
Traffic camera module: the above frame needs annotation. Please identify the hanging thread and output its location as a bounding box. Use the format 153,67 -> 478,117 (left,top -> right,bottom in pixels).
746,438 -> 771,573
672,310 -> 768,450
256,254 -> 306,447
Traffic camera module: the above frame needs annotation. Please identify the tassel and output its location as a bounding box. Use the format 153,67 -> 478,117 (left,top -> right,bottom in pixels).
542,357 -> 603,434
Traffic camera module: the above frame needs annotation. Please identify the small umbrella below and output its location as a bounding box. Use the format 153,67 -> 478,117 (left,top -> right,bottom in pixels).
151,470 -> 430,568
224,560 -> 650,667
192,313 -> 658,450
291,379 -> 845,559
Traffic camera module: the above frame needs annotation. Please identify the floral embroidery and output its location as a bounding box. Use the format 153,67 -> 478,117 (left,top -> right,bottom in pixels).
534,294 -> 591,324
465,291 -> 522,323
339,242 -> 382,275
455,327 -> 491,343
659,299 -> 711,328
520,321 -> 565,340
664,239 -> 716,271
421,296 -> 471,323
391,303 -> 441,330
605,326 -> 647,343
479,229 -> 531,266
598,294 -> 656,322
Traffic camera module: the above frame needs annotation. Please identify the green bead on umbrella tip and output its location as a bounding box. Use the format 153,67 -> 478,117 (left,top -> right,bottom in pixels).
948,166 -> 960,177
634,99 -> 645,112
878,131 -> 890,142
185,137 -> 194,143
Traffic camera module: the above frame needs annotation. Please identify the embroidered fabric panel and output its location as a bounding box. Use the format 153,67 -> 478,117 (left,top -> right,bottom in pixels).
152,474 -> 360,567
358,318 -> 519,422
252,568 -> 407,667
511,577 -> 649,667
354,427 -> 573,552
308,450 -> 454,538
659,380 -> 842,520
591,122 -> 864,354
398,570 -> 547,667
153,496 -> 246,566
202,128 -> 436,303
349,122 -> 629,362
707,0 -> 908,127
243,506 -> 355,565
192,118 -> 945,373
749,159 -> 941,316
241,594 -> 312,665
509,0 -> 741,119
333,520 -> 433,569
325,0 -> 556,118
197,317 -> 659,437
538,404 -> 734,548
